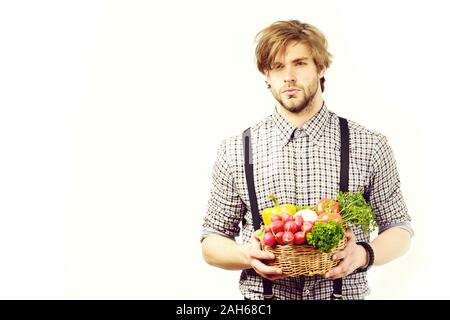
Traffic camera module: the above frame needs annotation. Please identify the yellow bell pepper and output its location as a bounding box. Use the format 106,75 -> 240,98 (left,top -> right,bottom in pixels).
261,194 -> 297,226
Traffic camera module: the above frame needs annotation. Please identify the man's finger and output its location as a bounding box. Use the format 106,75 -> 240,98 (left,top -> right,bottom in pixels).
325,265 -> 342,279
251,233 -> 262,246
254,271 -> 288,281
327,272 -> 346,280
250,235 -> 276,260
326,267 -> 349,280
345,229 -> 356,241
263,273 -> 289,281
336,238 -> 356,259
250,248 -> 275,260
252,231 -> 262,241
332,249 -> 347,261
251,259 -> 283,276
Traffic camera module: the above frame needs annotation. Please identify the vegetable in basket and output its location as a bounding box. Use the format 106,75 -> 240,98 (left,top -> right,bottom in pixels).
306,220 -> 345,253
258,215 -> 309,246
315,198 -> 343,223
261,194 -> 296,226
337,191 -> 377,235
307,192 -> 378,252
258,192 -> 377,251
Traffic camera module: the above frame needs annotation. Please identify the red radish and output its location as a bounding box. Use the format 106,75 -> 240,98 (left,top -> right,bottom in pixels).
282,213 -> 294,223
302,221 -> 314,234
282,231 -> 294,244
263,232 -> 276,247
270,215 -> 282,222
294,215 -> 304,229
264,225 -> 273,233
270,220 -> 284,234
284,221 -> 298,233
294,231 -> 306,244
275,232 -> 285,244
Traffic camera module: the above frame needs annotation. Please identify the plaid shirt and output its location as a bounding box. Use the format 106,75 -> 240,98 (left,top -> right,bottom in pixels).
201,104 -> 413,300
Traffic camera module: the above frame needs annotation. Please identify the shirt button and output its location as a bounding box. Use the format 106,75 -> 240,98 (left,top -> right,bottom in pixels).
293,129 -> 304,139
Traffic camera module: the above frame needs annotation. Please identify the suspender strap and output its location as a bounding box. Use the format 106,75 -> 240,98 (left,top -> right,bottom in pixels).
243,128 -> 260,232
242,127 -> 274,300
339,117 -> 350,193
331,117 -> 350,300
242,117 -> 350,301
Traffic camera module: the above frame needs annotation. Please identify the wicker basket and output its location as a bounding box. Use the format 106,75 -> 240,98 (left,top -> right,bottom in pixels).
263,237 -> 347,277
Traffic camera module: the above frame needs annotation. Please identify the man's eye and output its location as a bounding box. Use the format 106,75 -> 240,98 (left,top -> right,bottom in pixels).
296,61 -> 306,66
273,64 -> 283,70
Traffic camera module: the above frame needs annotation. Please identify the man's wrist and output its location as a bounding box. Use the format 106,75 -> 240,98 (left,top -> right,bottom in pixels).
356,241 -> 374,272
239,243 -> 253,269
357,245 -> 369,268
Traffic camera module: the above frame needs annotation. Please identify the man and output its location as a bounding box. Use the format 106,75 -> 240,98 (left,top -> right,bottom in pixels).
201,20 -> 413,300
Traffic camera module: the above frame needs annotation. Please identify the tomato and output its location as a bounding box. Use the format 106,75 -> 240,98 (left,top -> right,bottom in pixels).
275,231 -> 285,244
270,220 -> 284,234
317,213 -> 329,223
317,211 -> 343,224
282,231 -> 294,245
263,232 -> 276,247
315,198 -> 340,215
329,212 -> 343,223
284,221 -> 298,233
294,231 -> 306,245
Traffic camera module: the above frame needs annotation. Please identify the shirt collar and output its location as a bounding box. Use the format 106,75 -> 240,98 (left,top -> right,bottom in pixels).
271,103 -> 331,147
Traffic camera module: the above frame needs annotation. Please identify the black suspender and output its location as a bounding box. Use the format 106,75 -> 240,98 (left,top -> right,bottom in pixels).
339,117 -> 350,195
243,128 -> 274,300
242,116 -> 350,300
331,117 -> 350,300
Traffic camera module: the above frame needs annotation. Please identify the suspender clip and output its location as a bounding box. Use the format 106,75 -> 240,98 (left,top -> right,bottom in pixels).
263,293 -> 275,300
331,293 -> 343,300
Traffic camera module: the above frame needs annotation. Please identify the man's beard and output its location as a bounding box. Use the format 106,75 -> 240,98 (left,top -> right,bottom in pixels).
273,79 -> 319,114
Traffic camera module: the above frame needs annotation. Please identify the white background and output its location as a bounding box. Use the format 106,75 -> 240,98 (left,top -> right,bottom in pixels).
0,0 -> 448,299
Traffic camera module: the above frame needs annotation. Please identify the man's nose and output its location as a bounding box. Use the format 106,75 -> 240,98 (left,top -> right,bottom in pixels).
283,67 -> 296,84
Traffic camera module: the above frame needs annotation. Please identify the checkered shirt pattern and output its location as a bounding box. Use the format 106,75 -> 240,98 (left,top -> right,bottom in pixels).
201,104 -> 413,300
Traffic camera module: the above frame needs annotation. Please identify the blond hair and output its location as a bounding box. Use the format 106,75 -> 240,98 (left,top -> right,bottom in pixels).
255,20 -> 333,91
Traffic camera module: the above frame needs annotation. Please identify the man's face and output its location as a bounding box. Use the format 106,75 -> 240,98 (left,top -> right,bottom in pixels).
266,41 -> 324,113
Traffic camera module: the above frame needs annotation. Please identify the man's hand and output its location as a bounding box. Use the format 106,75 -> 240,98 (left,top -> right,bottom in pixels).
242,232 -> 288,281
324,229 -> 368,280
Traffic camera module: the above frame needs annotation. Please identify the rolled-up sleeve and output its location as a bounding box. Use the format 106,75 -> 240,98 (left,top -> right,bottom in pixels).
201,139 -> 245,242
366,135 -> 414,236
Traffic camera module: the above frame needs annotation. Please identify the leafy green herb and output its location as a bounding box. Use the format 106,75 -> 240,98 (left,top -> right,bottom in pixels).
306,220 -> 344,253
337,191 -> 377,235
295,205 -> 315,211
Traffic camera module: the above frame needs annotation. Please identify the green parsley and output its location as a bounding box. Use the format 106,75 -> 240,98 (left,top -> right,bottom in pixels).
337,191 -> 377,235
306,220 -> 345,253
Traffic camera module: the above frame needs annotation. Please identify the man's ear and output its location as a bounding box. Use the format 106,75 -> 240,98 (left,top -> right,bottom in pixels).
264,71 -> 271,89
318,67 -> 326,79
